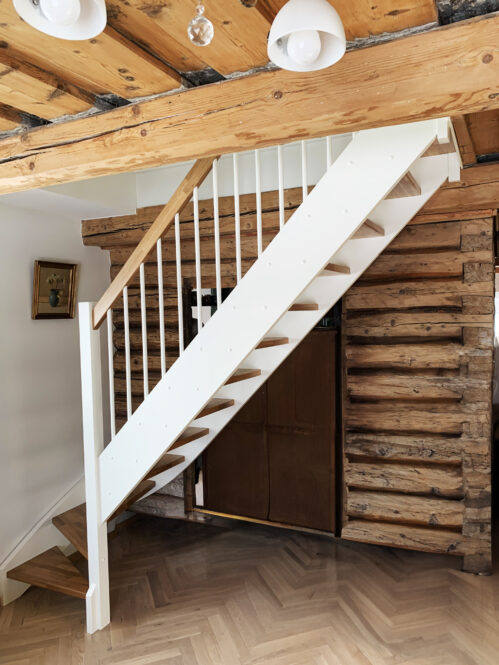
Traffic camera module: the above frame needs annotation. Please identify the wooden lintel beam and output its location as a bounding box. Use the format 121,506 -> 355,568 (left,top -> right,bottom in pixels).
0,13 -> 498,195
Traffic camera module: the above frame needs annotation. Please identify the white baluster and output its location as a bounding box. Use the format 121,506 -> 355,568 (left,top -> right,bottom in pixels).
123,286 -> 132,419
139,263 -> 149,398
213,159 -> 222,309
174,213 -> 184,354
156,238 -> 166,377
326,135 -> 333,168
233,153 -> 242,283
194,186 -> 203,330
301,140 -> 308,202
255,149 -> 263,257
277,144 -> 285,230
106,309 -> 116,439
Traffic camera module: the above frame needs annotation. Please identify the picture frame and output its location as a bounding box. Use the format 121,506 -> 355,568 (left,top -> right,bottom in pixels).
32,260 -> 78,320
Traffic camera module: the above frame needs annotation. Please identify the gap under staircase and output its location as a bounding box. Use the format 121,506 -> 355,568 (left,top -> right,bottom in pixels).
6,118 -> 461,633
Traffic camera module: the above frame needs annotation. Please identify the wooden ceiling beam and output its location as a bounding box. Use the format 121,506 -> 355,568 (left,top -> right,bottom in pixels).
108,0 -> 270,76
0,3 -> 181,99
0,13 -> 497,195
253,0 -> 438,39
107,2 -> 206,74
0,103 -> 23,132
0,52 -> 93,119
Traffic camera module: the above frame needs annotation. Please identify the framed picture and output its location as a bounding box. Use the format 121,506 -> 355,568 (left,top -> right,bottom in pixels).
32,260 -> 78,320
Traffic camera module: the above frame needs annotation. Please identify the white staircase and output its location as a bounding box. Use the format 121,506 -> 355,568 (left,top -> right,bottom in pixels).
98,119 -> 460,522
7,118 -> 461,634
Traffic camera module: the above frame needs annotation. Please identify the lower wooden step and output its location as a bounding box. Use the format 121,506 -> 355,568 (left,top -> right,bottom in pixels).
324,263 -> 351,274
256,337 -> 289,349
7,547 -> 88,599
52,504 -> 88,559
289,303 -> 319,312
109,479 -> 156,521
196,398 -> 235,419
170,427 -> 209,451
386,171 -> 421,199
352,219 -> 385,239
146,453 -> 185,479
226,368 -> 261,384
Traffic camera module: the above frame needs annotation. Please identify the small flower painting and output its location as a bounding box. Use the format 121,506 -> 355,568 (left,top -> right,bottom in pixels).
32,260 -> 78,319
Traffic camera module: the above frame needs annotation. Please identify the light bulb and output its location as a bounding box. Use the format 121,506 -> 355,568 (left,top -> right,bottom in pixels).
39,0 -> 81,26
287,29 -> 322,67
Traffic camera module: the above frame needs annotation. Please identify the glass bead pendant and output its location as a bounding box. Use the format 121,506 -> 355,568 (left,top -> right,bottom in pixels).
188,3 -> 214,47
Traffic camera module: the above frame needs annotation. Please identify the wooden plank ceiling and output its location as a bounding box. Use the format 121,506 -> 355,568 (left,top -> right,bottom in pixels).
0,0 -> 497,160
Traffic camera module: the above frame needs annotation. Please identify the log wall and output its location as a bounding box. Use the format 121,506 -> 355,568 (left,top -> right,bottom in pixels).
342,211 -> 495,573
82,193 -> 495,573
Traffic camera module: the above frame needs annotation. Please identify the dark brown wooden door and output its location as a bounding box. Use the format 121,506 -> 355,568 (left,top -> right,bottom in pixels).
266,330 -> 336,531
202,386 -> 269,520
202,329 -> 337,532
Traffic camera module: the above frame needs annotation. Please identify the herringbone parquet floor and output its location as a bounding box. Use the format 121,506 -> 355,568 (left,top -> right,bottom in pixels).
1,515 -> 498,665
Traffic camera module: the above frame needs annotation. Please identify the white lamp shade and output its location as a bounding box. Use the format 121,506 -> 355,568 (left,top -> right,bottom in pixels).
13,0 -> 106,40
268,0 -> 346,72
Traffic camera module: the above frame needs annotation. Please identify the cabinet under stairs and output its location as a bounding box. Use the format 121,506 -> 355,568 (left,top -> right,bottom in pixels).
6,118 -> 461,634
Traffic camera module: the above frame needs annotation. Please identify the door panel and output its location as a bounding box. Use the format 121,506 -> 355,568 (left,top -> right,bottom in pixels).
267,331 -> 336,531
203,387 -> 269,519
202,329 -> 337,532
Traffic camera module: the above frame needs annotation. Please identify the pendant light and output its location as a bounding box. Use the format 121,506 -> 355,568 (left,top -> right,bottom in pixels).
13,0 -> 107,40
268,0 -> 346,72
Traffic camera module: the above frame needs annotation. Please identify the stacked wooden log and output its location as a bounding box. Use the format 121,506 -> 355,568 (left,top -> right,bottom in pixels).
341,211 -> 495,574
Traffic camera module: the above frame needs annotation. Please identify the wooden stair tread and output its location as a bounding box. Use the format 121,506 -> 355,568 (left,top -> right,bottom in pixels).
7,547 -> 88,599
196,398 -> 235,419
352,219 -> 385,239
147,453 -> 185,480
422,138 -> 455,157
256,337 -> 289,349
52,504 -> 88,560
110,479 -> 156,521
386,171 -> 421,199
289,303 -> 319,311
325,263 -> 351,274
225,368 -> 262,385
170,426 -> 209,451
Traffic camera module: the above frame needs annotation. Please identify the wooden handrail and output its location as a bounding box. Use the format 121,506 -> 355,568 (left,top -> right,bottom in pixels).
92,157 -> 216,329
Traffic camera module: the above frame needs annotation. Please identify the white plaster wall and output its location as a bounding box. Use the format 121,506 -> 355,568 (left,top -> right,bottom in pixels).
136,135 -> 352,207
0,202 -> 110,564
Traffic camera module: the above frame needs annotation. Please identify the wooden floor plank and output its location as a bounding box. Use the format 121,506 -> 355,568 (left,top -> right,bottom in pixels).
2,515 -> 499,664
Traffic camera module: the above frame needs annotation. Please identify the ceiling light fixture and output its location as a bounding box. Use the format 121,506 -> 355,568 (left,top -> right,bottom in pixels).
13,0 -> 107,40
268,0 -> 346,72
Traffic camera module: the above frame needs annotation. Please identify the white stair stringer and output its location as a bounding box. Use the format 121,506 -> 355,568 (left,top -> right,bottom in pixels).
98,119 -> 459,522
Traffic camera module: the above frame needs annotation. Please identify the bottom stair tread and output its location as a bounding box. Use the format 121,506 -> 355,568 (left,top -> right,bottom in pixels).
7,547 -> 88,599
52,503 -> 88,559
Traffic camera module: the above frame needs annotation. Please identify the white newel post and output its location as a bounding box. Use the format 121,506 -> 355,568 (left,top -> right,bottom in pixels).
79,302 -> 110,634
